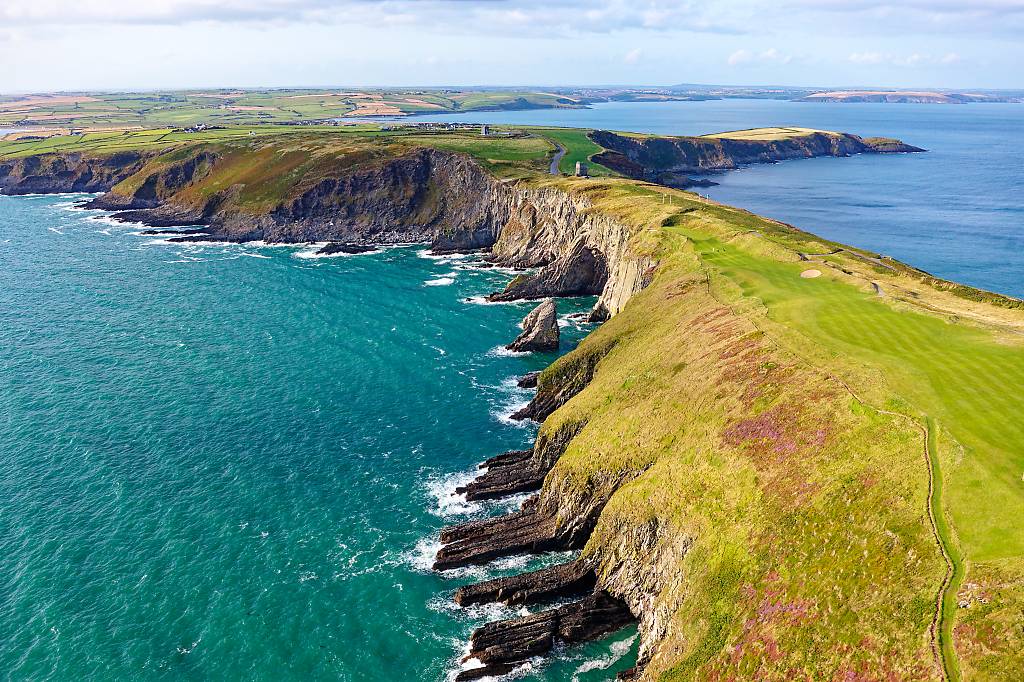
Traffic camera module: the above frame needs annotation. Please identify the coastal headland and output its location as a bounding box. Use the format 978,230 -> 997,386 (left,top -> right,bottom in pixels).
2,123 -> 1022,681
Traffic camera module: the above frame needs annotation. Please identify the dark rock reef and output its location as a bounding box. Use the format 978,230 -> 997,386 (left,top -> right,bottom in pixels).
455,592 -> 634,681
506,299 -> 560,353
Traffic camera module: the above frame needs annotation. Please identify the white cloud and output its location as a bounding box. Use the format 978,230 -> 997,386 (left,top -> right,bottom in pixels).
847,50 -> 966,67
727,47 -> 793,66
848,51 -> 886,64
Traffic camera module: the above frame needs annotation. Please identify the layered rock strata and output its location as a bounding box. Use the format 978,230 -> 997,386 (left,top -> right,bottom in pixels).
455,592 -> 634,681
506,299 -> 559,353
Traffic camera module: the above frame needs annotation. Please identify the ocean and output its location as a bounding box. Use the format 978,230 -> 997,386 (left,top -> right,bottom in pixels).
0,196 -> 638,680
411,99 -> 1024,298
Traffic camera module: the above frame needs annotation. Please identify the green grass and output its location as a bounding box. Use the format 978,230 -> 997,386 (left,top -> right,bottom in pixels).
673,216 -> 1024,562
509,177 -> 1024,678
531,128 -> 616,175
0,88 -> 586,129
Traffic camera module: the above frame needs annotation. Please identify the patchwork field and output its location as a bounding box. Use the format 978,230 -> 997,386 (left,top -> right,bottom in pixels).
0,89 -> 589,129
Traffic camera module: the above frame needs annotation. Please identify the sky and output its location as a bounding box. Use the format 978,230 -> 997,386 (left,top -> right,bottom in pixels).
2,0 -> 1022,92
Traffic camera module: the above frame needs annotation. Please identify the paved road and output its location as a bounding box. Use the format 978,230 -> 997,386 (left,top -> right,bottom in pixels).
549,144 -> 566,175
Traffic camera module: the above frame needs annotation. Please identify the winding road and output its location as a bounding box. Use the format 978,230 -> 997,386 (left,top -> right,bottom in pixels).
549,143 -> 566,175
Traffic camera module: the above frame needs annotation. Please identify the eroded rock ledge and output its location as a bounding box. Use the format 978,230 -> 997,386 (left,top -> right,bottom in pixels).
455,592 -> 634,681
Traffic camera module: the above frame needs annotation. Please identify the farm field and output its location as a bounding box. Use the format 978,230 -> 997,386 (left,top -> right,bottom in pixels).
0,89 -> 591,129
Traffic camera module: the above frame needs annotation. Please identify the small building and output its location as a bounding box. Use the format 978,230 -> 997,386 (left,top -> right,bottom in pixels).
481,125 -> 490,137
575,161 -> 588,177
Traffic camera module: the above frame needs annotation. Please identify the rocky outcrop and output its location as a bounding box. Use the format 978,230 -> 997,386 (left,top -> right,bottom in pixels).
0,151 -> 150,194
455,559 -> 596,607
85,150 -> 219,211
490,241 -> 608,302
433,501 -> 564,571
506,299 -> 560,352
589,129 -> 924,186
517,371 -> 540,388
455,450 -> 546,501
316,242 -> 379,255
456,592 -> 635,681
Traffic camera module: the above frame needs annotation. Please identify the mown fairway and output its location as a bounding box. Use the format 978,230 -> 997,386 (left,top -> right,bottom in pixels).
675,217 -> 1024,563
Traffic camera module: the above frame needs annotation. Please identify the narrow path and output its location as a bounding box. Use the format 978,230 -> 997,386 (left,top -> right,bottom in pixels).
926,417 -> 964,682
549,143 -> 567,175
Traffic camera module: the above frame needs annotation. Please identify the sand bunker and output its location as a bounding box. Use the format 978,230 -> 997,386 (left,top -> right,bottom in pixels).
800,269 -> 822,279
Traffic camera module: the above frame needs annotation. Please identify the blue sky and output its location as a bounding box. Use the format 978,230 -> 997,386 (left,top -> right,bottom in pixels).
2,0 -> 1022,92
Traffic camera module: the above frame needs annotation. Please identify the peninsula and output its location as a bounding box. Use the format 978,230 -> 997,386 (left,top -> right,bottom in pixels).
2,123 -> 1021,682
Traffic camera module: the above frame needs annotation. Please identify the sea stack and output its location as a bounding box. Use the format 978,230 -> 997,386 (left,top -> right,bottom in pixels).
506,299 -> 559,353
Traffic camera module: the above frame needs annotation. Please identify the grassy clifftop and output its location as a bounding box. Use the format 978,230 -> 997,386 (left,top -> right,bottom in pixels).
522,175 -> 1024,679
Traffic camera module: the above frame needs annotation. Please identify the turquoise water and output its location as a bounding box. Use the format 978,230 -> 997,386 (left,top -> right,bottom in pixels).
412,100 -> 1024,298
0,195 -> 639,680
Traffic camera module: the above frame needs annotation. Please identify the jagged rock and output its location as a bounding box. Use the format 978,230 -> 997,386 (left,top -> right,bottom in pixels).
139,228 -> 208,236
455,592 -> 634,681
489,241 -> 609,302
517,371 -> 540,388
455,449 -> 545,502
455,559 -> 596,607
316,242 -> 379,255
506,299 -> 559,353
434,505 -> 563,570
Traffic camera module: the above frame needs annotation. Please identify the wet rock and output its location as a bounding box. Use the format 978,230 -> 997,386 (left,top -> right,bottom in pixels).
455,449 -> 545,502
506,299 -> 559,353
316,242 -> 378,255
434,503 -> 563,571
517,371 -> 540,389
455,559 -> 596,607
139,228 -> 208,236
455,592 -> 634,681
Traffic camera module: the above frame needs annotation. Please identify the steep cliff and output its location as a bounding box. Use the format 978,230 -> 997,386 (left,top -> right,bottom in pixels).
20,143 -> 656,321
0,151 -> 151,194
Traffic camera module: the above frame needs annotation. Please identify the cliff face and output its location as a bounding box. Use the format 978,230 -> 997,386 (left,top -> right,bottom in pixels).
590,129 -> 923,185
0,151 -> 151,194
36,145 -> 655,321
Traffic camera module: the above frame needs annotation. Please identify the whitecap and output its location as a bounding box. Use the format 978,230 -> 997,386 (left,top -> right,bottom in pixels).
417,249 -> 473,261
425,276 -> 456,287
47,227 -> 64,235
570,633 -> 638,681
426,469 -> 484,519
487,345 -> 529,358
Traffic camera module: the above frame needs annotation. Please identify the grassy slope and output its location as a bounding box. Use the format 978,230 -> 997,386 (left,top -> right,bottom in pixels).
529,128 -> 617,175
520,177 -> 1024,679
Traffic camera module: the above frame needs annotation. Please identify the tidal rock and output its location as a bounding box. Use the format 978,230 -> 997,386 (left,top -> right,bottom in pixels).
434,503 -> 562,571
316,242 -> 378,255
455,592 -> 634,681
455,559 -> 596,607
139,228 -> 208,236
506,299 -> 559,353
455,449 -> 545,502
517,371 -> 540,389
